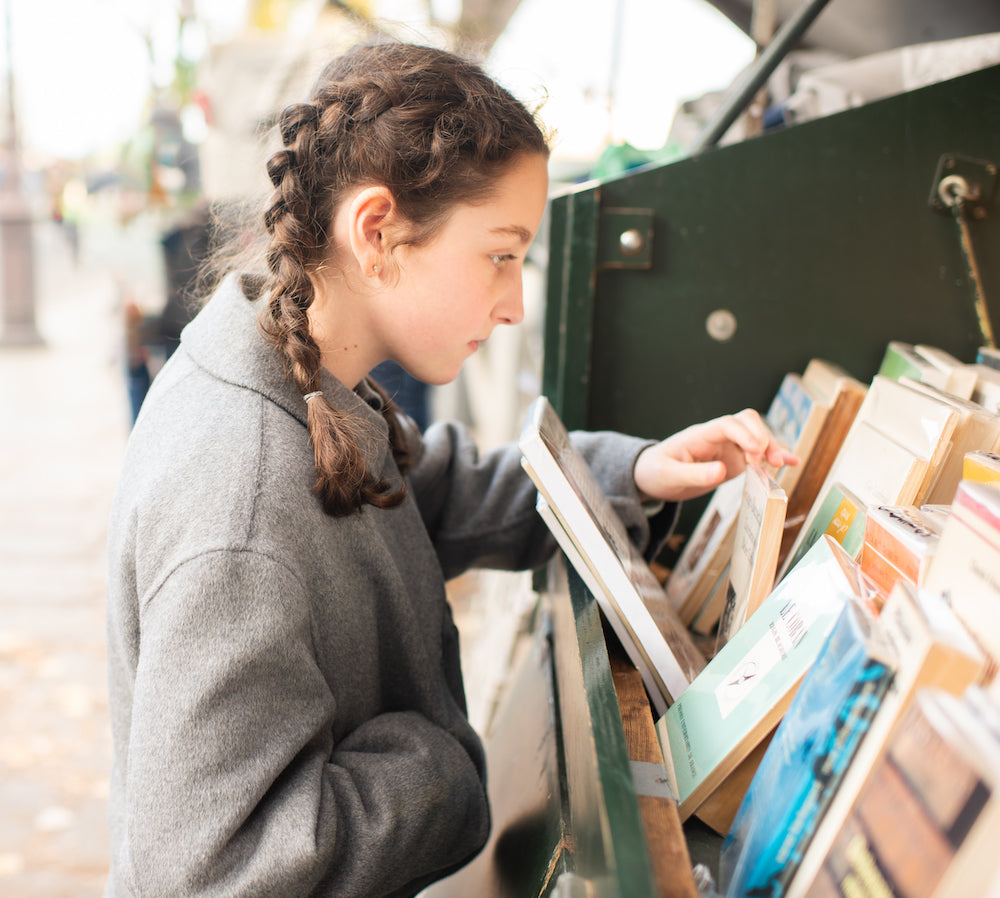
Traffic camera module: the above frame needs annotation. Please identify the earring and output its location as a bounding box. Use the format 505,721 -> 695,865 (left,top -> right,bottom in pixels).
372,264 -> 381,276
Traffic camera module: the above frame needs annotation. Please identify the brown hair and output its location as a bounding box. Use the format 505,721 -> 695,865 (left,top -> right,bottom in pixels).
256,41 -> 549,516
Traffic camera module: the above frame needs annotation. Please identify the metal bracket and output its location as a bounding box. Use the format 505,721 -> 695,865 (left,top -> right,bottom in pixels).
597,207 -> 654,270
928,153 -> 997,217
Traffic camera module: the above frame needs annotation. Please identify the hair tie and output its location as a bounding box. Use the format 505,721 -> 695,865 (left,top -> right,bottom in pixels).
303,391 -> 323,404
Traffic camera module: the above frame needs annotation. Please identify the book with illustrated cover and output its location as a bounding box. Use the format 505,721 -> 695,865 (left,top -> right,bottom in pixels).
781,482 -> 867,582
799,687 -> 1000,898
720,600 -> 895,898
786,581 -> 987,898
655,536 -> 864,828
715,464 -> 787,649
519,397 -> 706,714
778,362 -> 867,571
765,372 -> 831,497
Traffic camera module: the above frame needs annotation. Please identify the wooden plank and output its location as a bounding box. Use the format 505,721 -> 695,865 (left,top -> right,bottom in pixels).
608,641 -> 700,898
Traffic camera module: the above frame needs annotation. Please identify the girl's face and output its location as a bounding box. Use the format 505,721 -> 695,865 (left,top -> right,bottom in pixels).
373,152 -> 550,386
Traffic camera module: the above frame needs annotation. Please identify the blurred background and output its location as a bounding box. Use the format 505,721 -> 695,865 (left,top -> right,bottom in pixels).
1,0 -> 996,894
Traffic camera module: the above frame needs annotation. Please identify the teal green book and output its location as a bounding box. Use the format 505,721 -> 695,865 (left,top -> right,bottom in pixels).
878,340 -> 928,383
656,535 -> 860,822
783,482 -> 867,575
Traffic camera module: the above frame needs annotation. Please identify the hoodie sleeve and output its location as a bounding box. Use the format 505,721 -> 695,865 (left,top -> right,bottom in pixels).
119,549 -> 489,898
408,419 -> 678,580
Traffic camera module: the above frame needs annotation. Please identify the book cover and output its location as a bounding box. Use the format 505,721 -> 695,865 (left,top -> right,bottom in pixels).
785,581 -> 987,898
968,362 -> 1000,415
860,504 -> 943,605
715,465 -> 787,649
655,536 -> 859,824
782,482 -> 867,580
719,600 -> 895,898
898,376 -> 1000,504
665,473 -> 743,625
878,340 -> 938,385
922,478 -> 1000,672
766,373 -> 831,497
963,448 -> 1000,486
878,341 -> 974,401
913,344 -> 977,400
779,420 -> 927,581
802,688 -> 1000,898
779,362 -> 867,570
518,397 -> 706,713
780,374 -> 959,579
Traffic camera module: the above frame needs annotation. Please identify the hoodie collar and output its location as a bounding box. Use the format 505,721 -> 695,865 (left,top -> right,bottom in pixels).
181,273 -> 389,441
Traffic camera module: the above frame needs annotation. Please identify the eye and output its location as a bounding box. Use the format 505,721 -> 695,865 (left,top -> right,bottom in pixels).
490,253 -> 517,267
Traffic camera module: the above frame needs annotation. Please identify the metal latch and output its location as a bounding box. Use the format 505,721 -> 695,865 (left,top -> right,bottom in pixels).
929,153 -> 997,347
597,207 -> 654,270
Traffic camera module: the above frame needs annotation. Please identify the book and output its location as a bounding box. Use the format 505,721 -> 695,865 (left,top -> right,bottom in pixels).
878,340 -> 975,400
715,465 -> 787,649
785,581 -> 987,897
655,536 -> 863,828
898,377 -> 1000,504
671,366 -> 828,630
779,421 -> 926,580
976,344 -> 1000,372
799,687 -> 1000,898
518,396 -> 706,713
665,473 -> 744,625
859,504 -> 943,607
719,599 -> 895,898
689,561 -> 731,637
964,449 -> 1000,486
922,478 -> 1000,674
913,344 -> 977,399
781,482 -> 867,581
765,372 -> 831,497
968,362 -> 1000,414
779,376 -> 959,579
931,686 -> 1000,898
778,362 -> 867,571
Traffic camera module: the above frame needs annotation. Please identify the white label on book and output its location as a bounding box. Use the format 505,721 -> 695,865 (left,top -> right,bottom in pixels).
714,597 -> 817,719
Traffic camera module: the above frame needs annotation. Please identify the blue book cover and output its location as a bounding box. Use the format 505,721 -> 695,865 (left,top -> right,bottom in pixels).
719,600 -> 895,898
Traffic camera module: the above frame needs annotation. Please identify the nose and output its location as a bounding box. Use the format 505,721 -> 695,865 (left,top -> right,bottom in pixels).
494,276 -> 525,326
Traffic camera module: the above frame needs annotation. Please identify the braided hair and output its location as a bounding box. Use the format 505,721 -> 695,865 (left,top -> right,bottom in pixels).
257,42 -> 549,517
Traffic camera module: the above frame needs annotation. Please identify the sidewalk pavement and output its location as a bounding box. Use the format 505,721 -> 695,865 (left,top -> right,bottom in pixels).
0,218 -> 133,896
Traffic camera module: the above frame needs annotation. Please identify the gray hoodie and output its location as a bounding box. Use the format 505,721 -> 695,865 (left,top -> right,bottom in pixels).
105,274 -> 665,897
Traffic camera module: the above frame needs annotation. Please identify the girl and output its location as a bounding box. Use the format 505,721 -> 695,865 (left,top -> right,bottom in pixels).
105,42 -> 792,897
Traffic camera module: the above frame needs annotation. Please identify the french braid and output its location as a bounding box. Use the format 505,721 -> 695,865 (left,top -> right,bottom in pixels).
257,42 -> 549,516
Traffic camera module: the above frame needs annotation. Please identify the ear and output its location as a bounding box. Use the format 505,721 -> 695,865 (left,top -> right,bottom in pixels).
344,186 -> 396,278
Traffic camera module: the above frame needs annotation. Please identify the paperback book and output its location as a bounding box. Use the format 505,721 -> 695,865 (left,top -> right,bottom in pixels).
519,396 -> 706,714
719,600 -> 895,898
655,536 -> 864,826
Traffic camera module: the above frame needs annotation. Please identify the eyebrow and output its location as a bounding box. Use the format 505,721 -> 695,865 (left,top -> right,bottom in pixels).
489,225 -> 533,244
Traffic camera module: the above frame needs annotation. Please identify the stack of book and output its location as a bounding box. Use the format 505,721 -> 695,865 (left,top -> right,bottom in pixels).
518,338 -> 1000,890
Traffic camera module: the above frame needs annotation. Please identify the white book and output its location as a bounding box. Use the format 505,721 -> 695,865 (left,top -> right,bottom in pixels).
519,397 -> 706,713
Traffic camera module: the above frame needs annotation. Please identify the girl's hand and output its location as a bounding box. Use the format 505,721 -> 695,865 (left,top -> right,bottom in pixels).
633,409 -> 799,504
